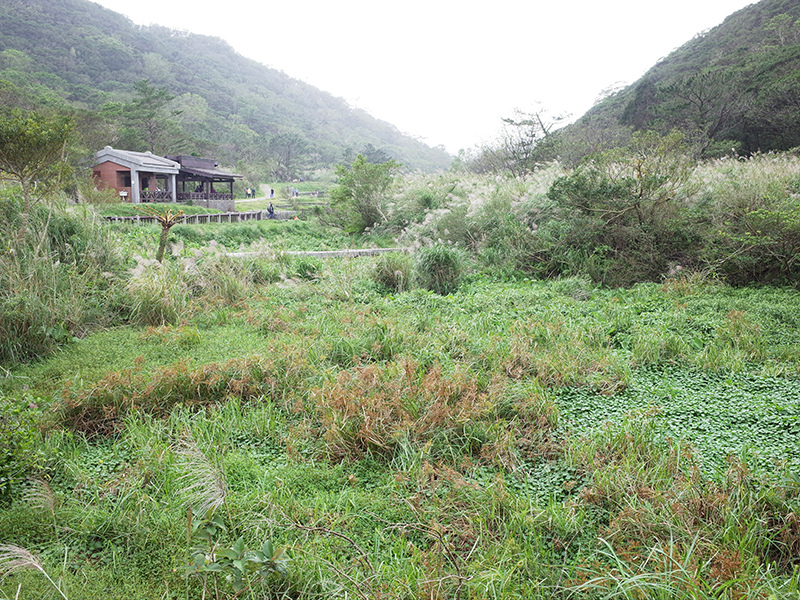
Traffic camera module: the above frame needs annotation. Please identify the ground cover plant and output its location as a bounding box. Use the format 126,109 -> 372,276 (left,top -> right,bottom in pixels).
2,146 -> 800,599
2,248 -> 800,598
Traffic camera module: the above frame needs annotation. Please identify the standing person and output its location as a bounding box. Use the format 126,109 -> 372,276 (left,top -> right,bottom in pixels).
267,202 -> 275,219
270,188 -> 274,198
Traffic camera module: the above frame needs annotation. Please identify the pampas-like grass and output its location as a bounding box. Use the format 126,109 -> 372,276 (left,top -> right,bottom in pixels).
23,477 -> 56,520
174,438 -> 228,517
0,545 -> 69,600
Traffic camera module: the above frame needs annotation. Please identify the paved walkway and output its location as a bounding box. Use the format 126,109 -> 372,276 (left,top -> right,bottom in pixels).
227,247 -> 408,259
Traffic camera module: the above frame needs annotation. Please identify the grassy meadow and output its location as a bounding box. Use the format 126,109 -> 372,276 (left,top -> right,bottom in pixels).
1,152 -> 800,599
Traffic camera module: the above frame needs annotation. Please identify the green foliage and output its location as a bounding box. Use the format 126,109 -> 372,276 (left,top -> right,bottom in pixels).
371,252 -> 412,294
1,263 -> 800,598
132,204 -> 185,262
328,154 -> 400,234
0,197 -> 125,363
543,131 -> 699,285
167,218 -> 354,252
96,202 -> 219,217
268,132 -> 310,181
126,261 -> 190,326
0,394 -> 47,503
185,511 -> 288,597
289,255 -> 322,280
558,0 -> 800,160
697,153 -> 800,284
116,79 -> 182,154
471,106 -> 566,177
413,244 -> 464,295
0,108 -> 73,234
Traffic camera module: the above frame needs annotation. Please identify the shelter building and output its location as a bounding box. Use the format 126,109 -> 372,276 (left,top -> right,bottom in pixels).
93,146 -> 179,203
168,155 -> 242,211
93,148 -> 242,211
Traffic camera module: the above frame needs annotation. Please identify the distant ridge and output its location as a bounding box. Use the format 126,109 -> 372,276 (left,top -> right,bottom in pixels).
0,0 -> 451,172
558,0 -> 800,161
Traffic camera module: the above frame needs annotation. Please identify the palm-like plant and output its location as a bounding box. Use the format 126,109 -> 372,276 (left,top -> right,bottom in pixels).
133,204 -> 186,262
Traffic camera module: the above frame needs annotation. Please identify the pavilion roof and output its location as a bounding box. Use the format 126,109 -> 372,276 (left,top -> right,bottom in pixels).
168,154 -> 242,180
95,146 -> 180,174
178,165 -> 242,180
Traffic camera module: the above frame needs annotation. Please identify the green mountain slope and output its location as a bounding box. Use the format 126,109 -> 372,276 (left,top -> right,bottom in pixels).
562,0 -> 800,159
0,0 -> 451,172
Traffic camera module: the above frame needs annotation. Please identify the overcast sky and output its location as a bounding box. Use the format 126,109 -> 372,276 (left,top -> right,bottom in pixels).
91,0 -> 756,153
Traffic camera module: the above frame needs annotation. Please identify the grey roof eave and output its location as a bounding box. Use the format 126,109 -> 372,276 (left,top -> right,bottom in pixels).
95,146 -> 180,175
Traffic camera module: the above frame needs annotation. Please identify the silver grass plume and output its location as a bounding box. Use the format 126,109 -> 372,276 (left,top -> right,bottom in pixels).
174,438 -> 228,516
0,545 -> 68,600
0,545 -> 45,577
24,477 -> 56,520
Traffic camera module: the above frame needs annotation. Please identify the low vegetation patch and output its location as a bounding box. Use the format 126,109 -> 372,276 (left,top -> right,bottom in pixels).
3,152 -> 800,599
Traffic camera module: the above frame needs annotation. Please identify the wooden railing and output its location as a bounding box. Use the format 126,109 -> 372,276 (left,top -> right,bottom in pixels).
104,209 -> 296,225
176,192 -> 234,201
140,190 -> 173,202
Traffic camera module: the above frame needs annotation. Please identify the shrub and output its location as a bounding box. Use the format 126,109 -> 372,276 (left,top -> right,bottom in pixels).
371,252 -> 411,293
290,255 -> 322,280
0,196 -> 125,363
697,153 -> 800,284
545,131 -> 700,285
126,261 -> 189,326
414,244 -> 463,295
0,395 -> 47,503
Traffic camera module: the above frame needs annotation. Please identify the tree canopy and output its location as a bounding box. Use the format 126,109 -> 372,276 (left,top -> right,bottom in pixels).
0,108 -> 73,235
0,0 -> 451,174
327,154 -> 401,234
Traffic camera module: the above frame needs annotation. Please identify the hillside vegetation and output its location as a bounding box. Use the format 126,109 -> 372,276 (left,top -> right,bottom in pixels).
0,0 -> 451,175
560,0 -> 800,162
2,0 -> 800,598
466,0 -> 800,173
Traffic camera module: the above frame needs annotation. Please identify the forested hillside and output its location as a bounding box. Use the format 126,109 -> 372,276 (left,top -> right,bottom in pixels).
0,0 -> 451,175
557,0 -> 800,162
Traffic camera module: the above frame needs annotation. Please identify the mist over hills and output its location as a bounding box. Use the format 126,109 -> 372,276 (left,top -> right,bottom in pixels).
3,0 -> 800,177
0,0 -> 452,174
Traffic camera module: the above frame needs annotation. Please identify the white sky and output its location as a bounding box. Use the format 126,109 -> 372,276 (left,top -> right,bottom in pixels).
91,0 -> 756,154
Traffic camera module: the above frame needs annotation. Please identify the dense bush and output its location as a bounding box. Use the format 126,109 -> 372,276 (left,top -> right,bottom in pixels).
413,244 -> 464,295
393,139 -> 800,288
371,251 -> 412,293
697,153 -> 800,284
0,192 -> 126,363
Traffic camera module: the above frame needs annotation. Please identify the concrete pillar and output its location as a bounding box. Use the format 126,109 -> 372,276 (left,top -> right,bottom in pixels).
130,167 -> 140,203
170,174 -> 177,202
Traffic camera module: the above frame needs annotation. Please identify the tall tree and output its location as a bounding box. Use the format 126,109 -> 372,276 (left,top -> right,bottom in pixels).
326,154 -> 400,233
268,132 -> 310,181
0,109 -> 73,238
656,68 -> 748,157
120,80 -> 183,153
475,107 -> 567,178
360,143 -> 392,164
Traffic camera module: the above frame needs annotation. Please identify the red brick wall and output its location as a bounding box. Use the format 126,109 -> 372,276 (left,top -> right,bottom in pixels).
93,160 -> 132,201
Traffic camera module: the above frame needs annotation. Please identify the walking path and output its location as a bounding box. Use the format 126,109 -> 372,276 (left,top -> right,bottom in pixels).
227,247 -> 408,259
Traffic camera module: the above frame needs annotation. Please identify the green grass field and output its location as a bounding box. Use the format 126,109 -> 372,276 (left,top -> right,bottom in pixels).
2,255 -> 800,599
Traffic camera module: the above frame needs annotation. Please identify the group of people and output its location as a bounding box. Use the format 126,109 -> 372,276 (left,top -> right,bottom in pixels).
244,187 -> 275,199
